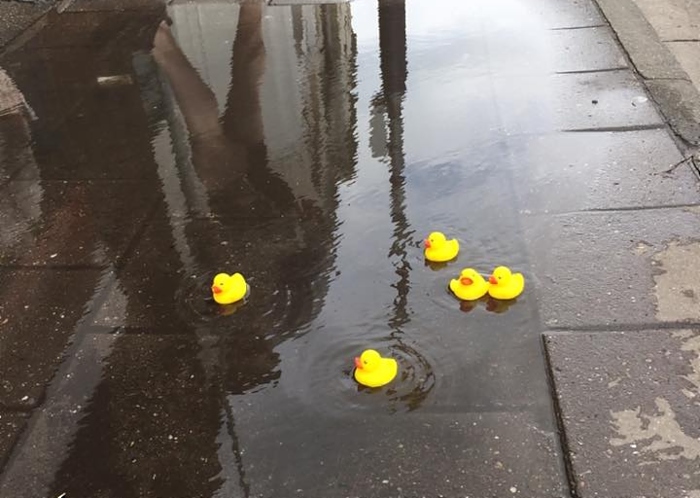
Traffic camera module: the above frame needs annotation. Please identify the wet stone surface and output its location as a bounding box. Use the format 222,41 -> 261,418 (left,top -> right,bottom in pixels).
229,403 -> 568,498
524,208 -> 700,329
0,268 -> 105,408
545,330 -> 700,498
0,180 -> 159,267
0,412 -> 27,469
509,129 -> 699,213
496,70 -> 663,135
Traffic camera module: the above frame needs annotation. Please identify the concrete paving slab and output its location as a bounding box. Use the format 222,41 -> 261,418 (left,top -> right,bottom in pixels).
523,207 -> 700,328
550,27 -> 628,73
545,330 -> 700,498
595,0 -> 700,146
508,129 -> 699,213
0,333 -> 224,498
0,411 -> 27,469
486,26 -> 627,77
0,180 -> 158,267
496,70 -> 663,135
12,8 -> 162,51
0,2 -> 53,49
231,396 -> 568,498
632,0 -> 700,42
595,0 -> 688,80
652,241 -> 700,322
532,0 -> 604,29
667,42 -> 700,89
646,79 -> 700,146
59,0 -> 165,12
0,268 -> 104,408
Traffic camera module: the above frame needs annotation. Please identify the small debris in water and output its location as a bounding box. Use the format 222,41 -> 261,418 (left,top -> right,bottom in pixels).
510,486 -> 517,493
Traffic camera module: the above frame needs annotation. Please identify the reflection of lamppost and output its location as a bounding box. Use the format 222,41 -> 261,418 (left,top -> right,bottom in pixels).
371,0 -> 410,333
371,0 -> 436,413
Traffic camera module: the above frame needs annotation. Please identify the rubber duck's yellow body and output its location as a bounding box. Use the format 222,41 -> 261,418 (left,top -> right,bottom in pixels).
424,231 -> 459,262
488,266 -> 524,300
353,349 -> 398,388
449,268 -> 489,301
211,272 -> 248,305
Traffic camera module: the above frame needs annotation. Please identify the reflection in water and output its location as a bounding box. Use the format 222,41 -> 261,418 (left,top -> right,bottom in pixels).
0,72 -> 41,253
150,3 -> 356,496
0,0 -> 572,494
372,0 -> 434,409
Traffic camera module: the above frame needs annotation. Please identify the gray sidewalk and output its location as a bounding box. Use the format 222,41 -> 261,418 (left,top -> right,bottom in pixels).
596,0 -> 700,149
542,2 -> 700,496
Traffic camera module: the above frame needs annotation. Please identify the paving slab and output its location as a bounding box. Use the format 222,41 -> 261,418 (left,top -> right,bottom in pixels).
595,0 -> 700,146
495,70 -> 663,135
484,25 -> 627,77
549,26 -> 628,73
230,398 -> 568,498
0,333 -> 224,498
646,79 -> 700,146
0,268 -> 105,408
545,330 -> 700,498
531,0 -> 604,29
523,207 -> 700,329
0,411 -> 27,469
631,0 -> 700,42
0,2 -> 53,49
595,0 -> 688,80
59,0 -> 165,12
667,42 -> 700,89
653,241 -> 700,322
508,129 -> 699,213
0,180 -> 158,267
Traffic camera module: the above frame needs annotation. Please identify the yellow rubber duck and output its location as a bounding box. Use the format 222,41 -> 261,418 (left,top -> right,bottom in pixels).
449,268 -> 489,301
424,231 -> 459,262
487,266 -> 524,300
353,349 -> 398,388
211,272 -> 248,305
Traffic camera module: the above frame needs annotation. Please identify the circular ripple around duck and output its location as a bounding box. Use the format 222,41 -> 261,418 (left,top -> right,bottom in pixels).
288,335 -> 439,417
175,273 -> 251,325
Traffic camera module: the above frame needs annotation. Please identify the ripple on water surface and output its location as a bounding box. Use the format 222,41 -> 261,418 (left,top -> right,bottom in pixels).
285,330 -> 444,417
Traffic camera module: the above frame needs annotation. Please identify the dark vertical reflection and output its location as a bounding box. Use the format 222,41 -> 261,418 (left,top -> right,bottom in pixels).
375,0 -> 410,332
373,0 -> 433,412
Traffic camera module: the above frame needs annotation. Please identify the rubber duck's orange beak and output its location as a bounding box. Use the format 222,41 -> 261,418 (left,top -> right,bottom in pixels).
460,277 -> 473,286
212,285 -> 222,294
424,239 -> 431,249
354,357 -> 363,370
488,276 -> 497,285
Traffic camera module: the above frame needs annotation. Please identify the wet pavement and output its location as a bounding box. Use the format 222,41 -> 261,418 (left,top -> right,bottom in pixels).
0,0 -> 698,497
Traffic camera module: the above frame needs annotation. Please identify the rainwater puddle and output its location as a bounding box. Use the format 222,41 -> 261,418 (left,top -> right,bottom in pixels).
0,0 -> 615,495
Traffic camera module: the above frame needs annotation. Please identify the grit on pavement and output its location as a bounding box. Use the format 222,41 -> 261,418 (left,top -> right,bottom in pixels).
0,1 -> 698,497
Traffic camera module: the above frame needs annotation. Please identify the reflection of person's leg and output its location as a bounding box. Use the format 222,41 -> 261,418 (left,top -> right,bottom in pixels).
152,20 -> 250,193
152,21 -> 221,138
222,3 -> 266,147
222,3 -> 297,210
